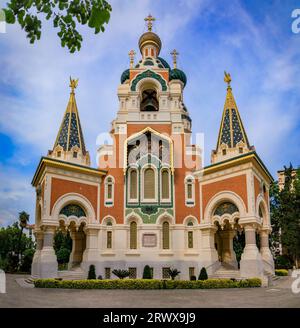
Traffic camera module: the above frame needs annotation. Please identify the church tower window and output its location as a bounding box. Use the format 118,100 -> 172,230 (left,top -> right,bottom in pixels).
161,169 -> 170,201
141,89 -> 159,111
105,176 -> 114,206
129,169 -> 138,200
185,176 -> 195,206
143,167 -> 156,200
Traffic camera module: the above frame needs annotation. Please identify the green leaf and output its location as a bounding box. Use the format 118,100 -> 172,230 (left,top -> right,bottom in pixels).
3,8 -> 16,24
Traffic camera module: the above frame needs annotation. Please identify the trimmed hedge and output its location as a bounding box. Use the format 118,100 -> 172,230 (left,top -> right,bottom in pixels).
34,278 -> 261,289
275,269 -> 288,276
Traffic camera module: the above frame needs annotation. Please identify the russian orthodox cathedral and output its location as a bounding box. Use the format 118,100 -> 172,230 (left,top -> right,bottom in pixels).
31,15 -> 274,282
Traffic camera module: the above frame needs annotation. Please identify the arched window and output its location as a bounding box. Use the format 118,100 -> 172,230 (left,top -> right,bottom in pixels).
130,221 -> 137,249
107,231 -> 112,249
105,176 -> 114,206
185,176 -> 195,206
161,169 -> 170,201
143,168 -> 155,200
129,169 -> 138,200
162,221 -> 170,249
140,89 -> 159,111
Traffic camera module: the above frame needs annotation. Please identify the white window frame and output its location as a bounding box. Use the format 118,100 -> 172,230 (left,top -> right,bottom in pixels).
104,175 -> 115,207
127,167 -> 139,203
160,167 -> 171,203
141,165 -> 158,203
185,175 -> 195,207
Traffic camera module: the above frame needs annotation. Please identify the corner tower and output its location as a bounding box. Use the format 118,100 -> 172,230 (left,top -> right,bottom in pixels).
48,78 -> 90,166
211,72 -> 254,164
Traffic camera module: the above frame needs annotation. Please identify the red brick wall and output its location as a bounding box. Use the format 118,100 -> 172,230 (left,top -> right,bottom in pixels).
202,174 -> 248,218
50,178 -> 98,216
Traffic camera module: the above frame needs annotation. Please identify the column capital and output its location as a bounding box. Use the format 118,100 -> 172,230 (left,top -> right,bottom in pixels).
199,223 -> 217,232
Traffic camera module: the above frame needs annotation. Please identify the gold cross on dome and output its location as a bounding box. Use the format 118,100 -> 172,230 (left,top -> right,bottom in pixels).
224,71 -> 232,87
128,49 -> 136,68
145,14 -> 155,31
69,77 -> 79,93
170,49 -> 179,69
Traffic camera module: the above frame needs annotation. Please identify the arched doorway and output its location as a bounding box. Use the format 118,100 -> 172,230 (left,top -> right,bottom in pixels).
57,203 -> 87,270
213,202 -> 240,269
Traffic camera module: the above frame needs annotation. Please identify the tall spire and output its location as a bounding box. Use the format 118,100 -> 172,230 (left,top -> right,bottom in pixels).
211,72 -> 253,164
48,77 -> 90,166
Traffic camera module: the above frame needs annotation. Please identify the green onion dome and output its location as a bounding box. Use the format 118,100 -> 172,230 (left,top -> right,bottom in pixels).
157,57 -> 171,69
169,68 -> 187,87
120,69 -> 130,84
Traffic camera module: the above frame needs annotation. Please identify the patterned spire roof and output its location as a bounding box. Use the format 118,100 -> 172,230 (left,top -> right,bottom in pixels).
53,79 -> 86,155
216,74 -> 250,150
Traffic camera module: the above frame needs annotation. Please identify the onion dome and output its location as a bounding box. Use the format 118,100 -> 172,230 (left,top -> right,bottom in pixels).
138,31 -> 162,55
157,57 -> 171,69
121,69 -> 130,84
169,68 -> 187,87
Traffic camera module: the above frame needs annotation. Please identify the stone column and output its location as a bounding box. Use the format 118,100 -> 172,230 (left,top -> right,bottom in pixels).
219,230 -> 238,269
199,224 -> 219,274
260,229 -> 275,275
240,224 -> 263,278
31,230 -> 44,278
39,225 -> 58,278
68,229 -> 85,269
81,226 -> 101,274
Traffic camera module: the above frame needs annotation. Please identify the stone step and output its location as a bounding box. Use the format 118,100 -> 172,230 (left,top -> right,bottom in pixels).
58,270 -> 86,280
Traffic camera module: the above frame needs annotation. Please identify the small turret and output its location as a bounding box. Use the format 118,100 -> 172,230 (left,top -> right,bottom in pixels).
48,77 -> 90,166
211,72 -> 254,164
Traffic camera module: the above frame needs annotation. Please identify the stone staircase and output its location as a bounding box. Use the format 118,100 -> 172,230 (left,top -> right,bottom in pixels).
210,263 -> 240,280
57,266 -> 86,280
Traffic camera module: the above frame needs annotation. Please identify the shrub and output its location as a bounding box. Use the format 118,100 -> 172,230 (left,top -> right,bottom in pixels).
112,269 -> 130,279
198,267 -> 208,280
190,275 -> 197,281
34,278 -> 262,289
275,269 -> 288,276
56,248 -> 70,264
0,257 -> 9,272
97,275 -> 103,280
88,265 -> 96,279
168,268 -> 180,280
143,265 -> 152,279
20,248 -> 35,272
275,255 -> 293,270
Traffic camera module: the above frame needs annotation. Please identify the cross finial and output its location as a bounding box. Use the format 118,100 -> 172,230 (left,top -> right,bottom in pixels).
69,77 -> 79,94
145,14 -> 155,31
128,49 -> 136,68
224,71 -> 231,88
170,49 -> 179,69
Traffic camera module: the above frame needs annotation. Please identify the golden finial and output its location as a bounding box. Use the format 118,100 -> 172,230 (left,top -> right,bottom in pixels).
224,71 -> 231,88
170,49 -> 179,69
128,49 -> 136,68
69,77 -> 79,93
145,14 -> 155,32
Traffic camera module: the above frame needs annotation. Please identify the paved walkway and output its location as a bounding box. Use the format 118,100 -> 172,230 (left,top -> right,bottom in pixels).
0,274 -> 299,308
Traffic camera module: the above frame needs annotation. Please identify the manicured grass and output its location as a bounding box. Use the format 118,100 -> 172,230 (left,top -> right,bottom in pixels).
34,278 -> 262,289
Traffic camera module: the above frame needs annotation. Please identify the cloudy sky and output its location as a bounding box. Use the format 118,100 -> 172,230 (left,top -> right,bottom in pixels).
0,0 -> 300,226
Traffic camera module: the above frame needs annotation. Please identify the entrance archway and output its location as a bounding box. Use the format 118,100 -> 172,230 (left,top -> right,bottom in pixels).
213,202 -> 240,269
56,203 -> 87,270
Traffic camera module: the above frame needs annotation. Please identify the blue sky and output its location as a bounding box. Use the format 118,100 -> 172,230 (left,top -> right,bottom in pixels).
0,0 -> 300,226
